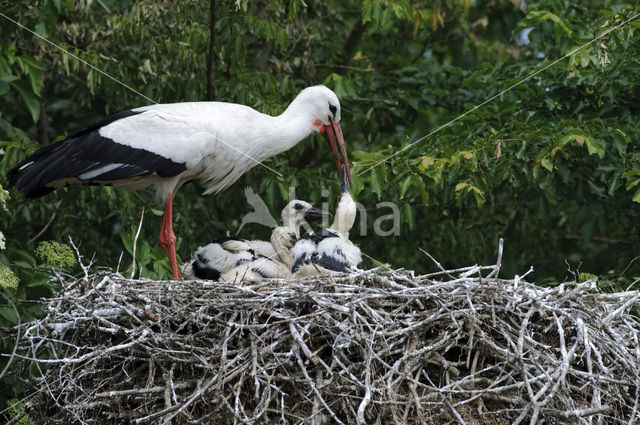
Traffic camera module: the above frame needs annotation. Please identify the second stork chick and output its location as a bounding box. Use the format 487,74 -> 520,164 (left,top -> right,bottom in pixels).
291,166 -> 362,276
184,200 -> 328,281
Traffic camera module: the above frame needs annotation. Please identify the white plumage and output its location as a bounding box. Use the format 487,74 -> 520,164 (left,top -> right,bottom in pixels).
8,86 -> 350,280
291,167 -> 361,276
183,200 -> 329,281
220,255 -> 291,282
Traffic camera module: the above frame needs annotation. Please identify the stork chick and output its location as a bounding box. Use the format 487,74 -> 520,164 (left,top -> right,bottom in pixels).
291,166 -> 362,276
183,200 -> 328,281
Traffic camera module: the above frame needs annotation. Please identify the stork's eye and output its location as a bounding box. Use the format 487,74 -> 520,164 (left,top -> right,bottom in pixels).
294,203 -> 304,210
329,104 -> 337,115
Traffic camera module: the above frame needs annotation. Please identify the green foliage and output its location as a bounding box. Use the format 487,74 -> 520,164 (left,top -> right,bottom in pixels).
5,398 -> 33,425
0,0 -> 639,413
0,1 -> 639,289
0,266 -> 19,289
34,241 -> 76,268
120,218 -> 181,280
0,185 -> 8,212
0,239 -> 74,409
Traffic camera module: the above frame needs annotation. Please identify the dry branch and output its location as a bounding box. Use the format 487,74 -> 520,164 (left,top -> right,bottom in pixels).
10,261 -> 640,424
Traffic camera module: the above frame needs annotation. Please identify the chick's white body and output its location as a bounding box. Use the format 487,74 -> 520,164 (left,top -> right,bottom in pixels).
291,183 -> 361,276
183,200 -> 326,282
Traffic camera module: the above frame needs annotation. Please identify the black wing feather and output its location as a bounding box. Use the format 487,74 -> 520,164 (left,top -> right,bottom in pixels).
291,256 -> 306,274
7,109 -> 187,198
291,251 -> 349,273
192,261 -> 222,281
298,229 -> 339,244
314,254 -> 349,273
292,229 -> 349,274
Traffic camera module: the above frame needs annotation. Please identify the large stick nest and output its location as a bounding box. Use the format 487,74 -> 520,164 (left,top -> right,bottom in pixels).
15,260 -> 640,424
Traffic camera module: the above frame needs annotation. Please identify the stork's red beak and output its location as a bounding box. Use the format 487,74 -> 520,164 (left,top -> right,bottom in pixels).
320,121 -> 351,187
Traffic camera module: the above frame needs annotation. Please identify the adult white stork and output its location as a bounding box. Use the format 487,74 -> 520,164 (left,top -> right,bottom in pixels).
7,85 -> 350,280
291,166 -> 362,276
183,200 -> 328,281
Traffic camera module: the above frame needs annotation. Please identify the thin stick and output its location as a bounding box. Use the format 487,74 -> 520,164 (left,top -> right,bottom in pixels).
29,200 -> 62,243
14,244 -> 640,424
486,238 -> 504,279
131,207 -> 145,279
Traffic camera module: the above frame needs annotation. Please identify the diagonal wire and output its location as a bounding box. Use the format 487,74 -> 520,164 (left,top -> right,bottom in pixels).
0,12 -> 157,105
0,11 -> 283,177
0,391 -> 37,418
358,11 -> 640,176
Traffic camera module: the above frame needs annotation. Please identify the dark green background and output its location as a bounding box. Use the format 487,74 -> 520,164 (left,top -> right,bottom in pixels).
1,0 -> 640,409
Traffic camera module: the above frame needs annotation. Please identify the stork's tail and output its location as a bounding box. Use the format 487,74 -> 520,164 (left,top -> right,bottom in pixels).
7,143 -> 62,198
6,109 -> 186,199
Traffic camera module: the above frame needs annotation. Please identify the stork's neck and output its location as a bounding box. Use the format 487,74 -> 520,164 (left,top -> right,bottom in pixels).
330,193 -> 356,238
282,215 -> 303,238
250,113 -> 310,160
261,97 -> 317,157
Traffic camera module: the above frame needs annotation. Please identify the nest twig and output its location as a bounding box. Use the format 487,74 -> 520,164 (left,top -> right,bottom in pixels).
11,257 -> 640,424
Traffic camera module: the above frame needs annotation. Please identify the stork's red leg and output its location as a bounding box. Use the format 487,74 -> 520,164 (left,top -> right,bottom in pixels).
158,193 -> 182,280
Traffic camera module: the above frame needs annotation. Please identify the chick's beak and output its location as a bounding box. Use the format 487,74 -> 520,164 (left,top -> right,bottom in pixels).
320,121 -> 351,187
304,207 -> 332,222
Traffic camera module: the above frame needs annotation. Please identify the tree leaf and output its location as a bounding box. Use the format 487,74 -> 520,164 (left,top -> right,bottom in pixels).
612,129 -> 628,156
0,79 -> 9,96
120,231 -> 134,255
584,138 -> 605,158
420,156 -> 436,169
399,175 -> 412,199
18,55 -> 44,96
541,157 -> 553,172
633,188 -> 640,204
608,173 -> 621,196
350,173 -> 365,198
470,185 -> 486,207
413,177 -> 429,203
403,203 -> 416,230
370,166 -> 386,199
0,307 -> 18,325
10,81 -> 40,123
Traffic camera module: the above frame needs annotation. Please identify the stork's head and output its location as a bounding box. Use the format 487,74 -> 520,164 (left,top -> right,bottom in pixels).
295,85 -> 351,186
281,200 -> 330,236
